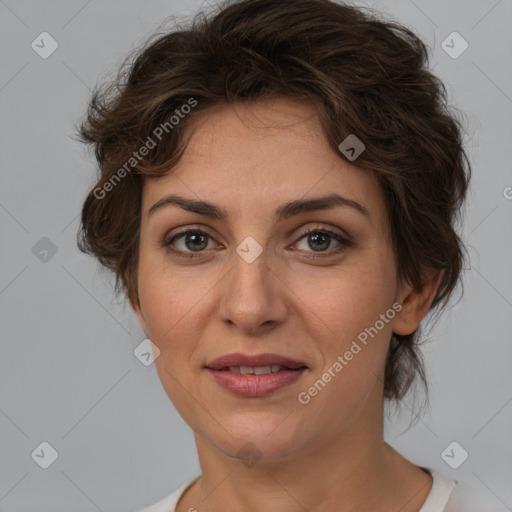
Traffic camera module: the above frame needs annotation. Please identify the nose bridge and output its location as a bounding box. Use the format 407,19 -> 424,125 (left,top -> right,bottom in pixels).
218,238 -> 288,333
231,241 -> 270,294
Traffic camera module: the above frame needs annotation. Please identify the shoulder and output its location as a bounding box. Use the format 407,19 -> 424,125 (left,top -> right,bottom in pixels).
135,470 -> 469,512
136,476 -> 200,512
441,474 -> 471,512
419,468 -> 466,512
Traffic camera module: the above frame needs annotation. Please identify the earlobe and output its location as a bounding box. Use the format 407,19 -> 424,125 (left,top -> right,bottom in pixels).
392,269 -> 443,336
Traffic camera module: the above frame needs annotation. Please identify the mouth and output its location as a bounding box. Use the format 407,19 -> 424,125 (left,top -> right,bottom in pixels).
205,353 -> 309,397
205,352 -> 308,371
213,364 -> 305,375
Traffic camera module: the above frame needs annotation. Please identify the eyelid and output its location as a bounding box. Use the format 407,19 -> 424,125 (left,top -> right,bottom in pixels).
165,224 -> 217,239
162,222 -> 354,258
295,223 -> 353,243
162,225 -> 220,249
164,223 -> 350,244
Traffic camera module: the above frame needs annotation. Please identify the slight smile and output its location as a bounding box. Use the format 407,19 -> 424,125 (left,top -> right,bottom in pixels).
205,353 -> 309,397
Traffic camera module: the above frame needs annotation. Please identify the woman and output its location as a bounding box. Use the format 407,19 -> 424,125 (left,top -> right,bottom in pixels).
77,0 -> 471,510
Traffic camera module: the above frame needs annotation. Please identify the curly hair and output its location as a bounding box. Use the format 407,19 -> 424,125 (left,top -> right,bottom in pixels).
77,0 -> 471,404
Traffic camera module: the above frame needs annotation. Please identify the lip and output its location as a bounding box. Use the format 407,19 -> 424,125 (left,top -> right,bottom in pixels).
205,352 -> 308,398
205,352 -> 308,370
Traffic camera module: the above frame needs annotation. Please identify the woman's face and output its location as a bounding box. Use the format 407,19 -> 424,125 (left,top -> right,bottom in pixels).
134,98 -> 405,461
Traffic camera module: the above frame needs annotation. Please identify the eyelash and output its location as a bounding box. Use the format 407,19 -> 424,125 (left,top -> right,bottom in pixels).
162,226 -> 353,260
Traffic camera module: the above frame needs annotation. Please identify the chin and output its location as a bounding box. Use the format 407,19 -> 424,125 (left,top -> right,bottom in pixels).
204,411 -> 309,462
221,435 -> 302,465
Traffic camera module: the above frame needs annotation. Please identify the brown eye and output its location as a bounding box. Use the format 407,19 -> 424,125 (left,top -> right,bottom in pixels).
181,231 -> 209,251
295,228 -> 352,254
164,229 -> 215,257
303,232 -> 332,251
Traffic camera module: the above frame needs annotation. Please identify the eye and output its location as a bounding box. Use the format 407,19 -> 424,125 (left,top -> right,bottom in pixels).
162,225 -> 353,259
163,228 -> 218,258
294,227 -> 353,256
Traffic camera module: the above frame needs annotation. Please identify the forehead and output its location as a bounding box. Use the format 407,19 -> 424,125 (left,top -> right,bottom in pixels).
141,99 -> 385,223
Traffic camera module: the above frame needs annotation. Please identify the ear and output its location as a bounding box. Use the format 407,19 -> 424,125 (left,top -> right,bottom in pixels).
129,293 -> 149,337
392,268 -> 443,336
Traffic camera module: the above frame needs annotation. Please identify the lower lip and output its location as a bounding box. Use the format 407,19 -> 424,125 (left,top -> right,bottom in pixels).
205,368 -> 307,397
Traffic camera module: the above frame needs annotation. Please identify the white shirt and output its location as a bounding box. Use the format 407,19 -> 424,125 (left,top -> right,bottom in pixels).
137,468 -> 460,512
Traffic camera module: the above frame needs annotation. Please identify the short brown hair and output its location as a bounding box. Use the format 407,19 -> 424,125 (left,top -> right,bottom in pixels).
77,0 -> 471,404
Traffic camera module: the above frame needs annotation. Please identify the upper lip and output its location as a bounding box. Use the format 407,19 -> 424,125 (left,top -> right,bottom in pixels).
205,352 -> 308,370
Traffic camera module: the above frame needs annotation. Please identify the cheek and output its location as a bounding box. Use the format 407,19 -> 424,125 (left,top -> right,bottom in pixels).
291,252 -> 396,406
137,246 -> 210,337
137,260 -> 208,420
294,249 -> 396,347
294,292 -> 394,434
136,251 -> 209,393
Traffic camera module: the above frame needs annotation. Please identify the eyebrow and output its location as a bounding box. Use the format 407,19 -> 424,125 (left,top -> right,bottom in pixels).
148,193 -> 370,222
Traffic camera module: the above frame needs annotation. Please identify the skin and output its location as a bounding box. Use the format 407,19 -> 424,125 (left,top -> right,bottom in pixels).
132,98 -> 443,512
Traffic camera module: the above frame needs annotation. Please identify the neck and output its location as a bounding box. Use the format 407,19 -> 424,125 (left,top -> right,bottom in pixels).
177,394 -> 432,512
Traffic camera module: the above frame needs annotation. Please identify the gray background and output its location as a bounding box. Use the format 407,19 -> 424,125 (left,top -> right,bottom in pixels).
0,0 -> 511,510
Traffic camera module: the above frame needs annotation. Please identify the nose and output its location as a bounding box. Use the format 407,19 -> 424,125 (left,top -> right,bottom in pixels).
217,248 -> 289,336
